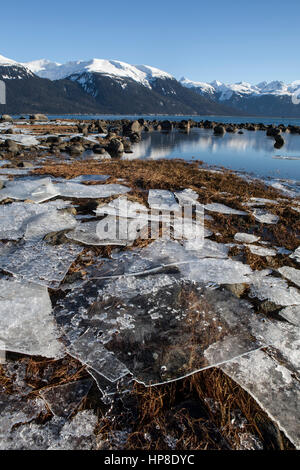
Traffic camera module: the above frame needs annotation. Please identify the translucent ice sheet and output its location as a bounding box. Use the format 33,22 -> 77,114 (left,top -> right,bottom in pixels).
0,241 -> 83,288
0,279 -> 64,357
221,350 -> 300,449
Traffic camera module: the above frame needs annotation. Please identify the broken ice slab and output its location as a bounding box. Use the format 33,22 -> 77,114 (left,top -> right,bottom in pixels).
111,239 -> 251,285
290,247 -> 300,263
0,201 -> 76,241
252,209 -> 279,224
68,175 -> 110,183
174,188 -> 199,205
66,216 -> 148,246
180,258 -> 252,285
0,160 -> 11,167
0,279 -> 64,358
95,196 -> 147,218
0,394 -> 47,436
183,238 -> 228,258
249,315 -> 300,372
148,189 -> 180,211
78,283 -> 263,386
249,275 -> 300,306
204,203 -> 247,216
67,329 -> 131,382
24,210 -> 77,241
0,134 -> 40,146
0,168 -> 35,176
220,350 -> 300,449
234,233 -> 260,244
40,379 -> 93,418
245,197 -> 279,207
246,245 -> 277,257
278,266 -> 300,288
54,181 -> 130,199
0,177 -> 60,203
87,368 -> 133,402
279,306 -> 300,327
0,241 -> 83,288
0,409 -> 98,450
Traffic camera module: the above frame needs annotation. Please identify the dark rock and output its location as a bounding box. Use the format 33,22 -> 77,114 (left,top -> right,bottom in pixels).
129,132 -> 142,143
17,161 -> 35,168
161,120 -> 173,132
0,114 -> 13,122
29,114 -> 48,121
106,138 -> 124,158
68,144 -> 85,155
123,120 -> 143,136
46,136 -> 62,144
4,139 -> 19,153
92,144 -> 106,154
214,125 -> 226,135
266,127 -> 281,137
274,135 -> 285,148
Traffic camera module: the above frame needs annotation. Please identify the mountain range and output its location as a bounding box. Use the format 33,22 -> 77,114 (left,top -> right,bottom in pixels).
1,53 -> 300,116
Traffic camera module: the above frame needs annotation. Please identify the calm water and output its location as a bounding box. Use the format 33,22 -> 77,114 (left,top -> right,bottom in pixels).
125,128 -> 300,182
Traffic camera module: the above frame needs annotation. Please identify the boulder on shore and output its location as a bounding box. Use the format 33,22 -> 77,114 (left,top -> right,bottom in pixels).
29,114 -> 48,121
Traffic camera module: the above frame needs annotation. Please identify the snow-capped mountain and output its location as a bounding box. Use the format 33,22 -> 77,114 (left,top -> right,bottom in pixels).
180,77 -> 300,116
23,58 -> 174,88
180,77 -> 300,101
1,52 -> 300,116
0,53 -> 235,115
0,54 -> 34,80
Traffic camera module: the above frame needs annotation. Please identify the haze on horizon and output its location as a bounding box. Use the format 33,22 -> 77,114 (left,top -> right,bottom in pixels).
1,0 -> 299,84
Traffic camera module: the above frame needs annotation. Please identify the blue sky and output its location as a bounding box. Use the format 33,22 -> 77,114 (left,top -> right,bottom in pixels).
1,0 -> 299,83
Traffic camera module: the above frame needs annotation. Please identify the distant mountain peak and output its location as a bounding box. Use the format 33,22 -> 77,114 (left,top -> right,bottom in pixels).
22,58 -> 174,87
0,54 -> 18,66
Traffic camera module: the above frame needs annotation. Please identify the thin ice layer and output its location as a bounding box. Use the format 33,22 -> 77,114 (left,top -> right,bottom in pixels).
234,233 -> 260,243
246,245 -> 277,257
0,410 -> 98,450
174,188 -> 199,205
0,178 -> 60,203
252,209 -> 279,224
278,266 -> 300,288
67,329 -> 131,382
148,189 -> 180,211
66,216 -> 148,246
73,283 -> 263,386
24,210 -> 77,241
204,203 -> 247,216
55,181 -> 130,199
249,275 -> 300,306
248,315 -> 300,371
95,196 -> 147,218
279,306 -> 300,327
0,202 -> 75,241
69,175 -> 110,183
0,241 -> 83,288
245,197 -> 279,207
290,247 -> 300,263
40,380 -> 93,418
220,350 -> 300,449
0,279 -> 64,358
0,394 -> 47,436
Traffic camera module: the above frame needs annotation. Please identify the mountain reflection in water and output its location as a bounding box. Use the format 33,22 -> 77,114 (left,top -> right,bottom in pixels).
125,128 -> 300,181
